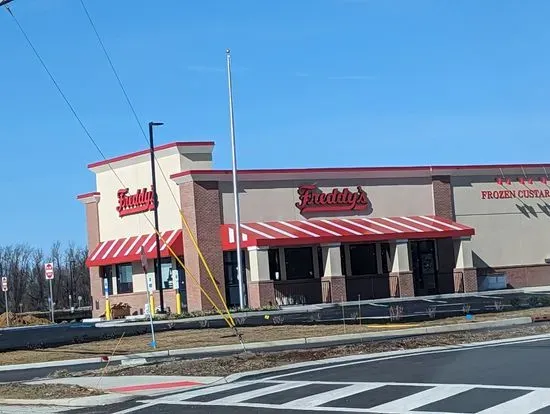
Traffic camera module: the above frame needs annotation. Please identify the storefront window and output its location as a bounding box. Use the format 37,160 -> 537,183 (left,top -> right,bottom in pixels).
116,263 -> 133,294
284,247 -> 314,280
349,243 -> 378,275
155,258 -> 173,289
381,243 -> 391,273
268,249 -> 281,280
101,266 -> 113,296
341,245 -> 348,276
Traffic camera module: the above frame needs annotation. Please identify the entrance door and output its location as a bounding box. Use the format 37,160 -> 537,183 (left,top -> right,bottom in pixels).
223,250 -> 247,308
410,240 -> 439,296
175,257 -> 187,311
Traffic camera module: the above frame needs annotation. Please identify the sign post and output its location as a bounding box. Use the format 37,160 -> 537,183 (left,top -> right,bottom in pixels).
44,262 -> 55,323
104,277 -> 112,321
172,269 -> 182,315
2,277 -> 9,327
140,247 -> 156,348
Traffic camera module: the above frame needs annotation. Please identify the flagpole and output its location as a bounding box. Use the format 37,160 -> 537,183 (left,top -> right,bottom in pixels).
226,48 -> 245,310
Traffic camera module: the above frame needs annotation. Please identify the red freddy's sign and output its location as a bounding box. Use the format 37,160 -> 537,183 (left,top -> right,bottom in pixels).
295,185 -> 368,213
116,187 -> 155,217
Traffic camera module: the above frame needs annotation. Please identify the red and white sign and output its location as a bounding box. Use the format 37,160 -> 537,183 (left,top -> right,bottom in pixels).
1,277 -> 7,292
45,262 -> 54,280
295,185 -> 368,213
481,177 -> 550,200
116,187 -> 155,217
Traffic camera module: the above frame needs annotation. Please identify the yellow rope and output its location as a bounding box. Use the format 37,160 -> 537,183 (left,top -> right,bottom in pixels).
178,211 -> 236,327
155,230 -> 234,327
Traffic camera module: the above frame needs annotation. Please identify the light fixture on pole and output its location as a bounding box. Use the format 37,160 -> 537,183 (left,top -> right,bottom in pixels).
149,121 -> 165,313
226,49 -> 245,309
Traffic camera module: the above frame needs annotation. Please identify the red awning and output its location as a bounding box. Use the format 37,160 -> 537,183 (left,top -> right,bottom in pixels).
220,215 -> 474,250
86,229 -> 183,267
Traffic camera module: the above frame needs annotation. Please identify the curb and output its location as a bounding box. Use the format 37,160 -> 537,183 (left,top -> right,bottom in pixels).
0,393 -> 133,407
0,316 -> 534,373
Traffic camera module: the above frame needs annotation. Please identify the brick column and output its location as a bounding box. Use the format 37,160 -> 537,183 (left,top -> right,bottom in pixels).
179,181 -> 226,312
389,240 -> 415,297
320,243 -> 347,303
247,247 -> 275,308
453,237 -> 478,293
432,175 -> 454,220
77,192 -> 103,317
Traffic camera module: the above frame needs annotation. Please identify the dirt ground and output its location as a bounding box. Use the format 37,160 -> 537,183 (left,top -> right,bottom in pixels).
2,306 -> 549,366
0,383 -> 103,400
0,312 -> 49,327
51,321 -> 550,378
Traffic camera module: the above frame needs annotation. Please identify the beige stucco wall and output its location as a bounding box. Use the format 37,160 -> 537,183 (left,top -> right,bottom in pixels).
96,153 -> 210,241
220,177 -> 434,223
453,175 -> 550,267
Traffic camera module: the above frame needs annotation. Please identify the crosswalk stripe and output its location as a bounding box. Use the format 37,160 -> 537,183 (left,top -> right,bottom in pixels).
369,385 -> 474,412
209,381 -> 309,404
169,381 -> 255,401
476,389 -> 550,414
281,383 -> 384,408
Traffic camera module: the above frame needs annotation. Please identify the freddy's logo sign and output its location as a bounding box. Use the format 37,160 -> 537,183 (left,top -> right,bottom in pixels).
116,187 -> 155,217
295,185 -> 368,213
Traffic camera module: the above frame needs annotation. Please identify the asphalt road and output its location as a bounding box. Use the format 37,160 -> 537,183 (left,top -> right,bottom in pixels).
76,333 -> 550,414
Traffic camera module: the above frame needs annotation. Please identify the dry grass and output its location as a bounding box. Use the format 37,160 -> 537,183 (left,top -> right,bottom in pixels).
2,306 -> 549,367
0,383 -> 103,400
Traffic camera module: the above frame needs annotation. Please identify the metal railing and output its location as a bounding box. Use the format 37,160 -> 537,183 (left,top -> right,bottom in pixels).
274,278 -> 322,306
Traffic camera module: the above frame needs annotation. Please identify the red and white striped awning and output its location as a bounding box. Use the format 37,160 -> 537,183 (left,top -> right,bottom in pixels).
220,215 -> 474,250
86,229 -> 183,267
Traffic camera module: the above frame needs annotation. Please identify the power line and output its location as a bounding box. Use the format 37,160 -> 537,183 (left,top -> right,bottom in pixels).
79,0 -> 185,213
5,5 -> 110,164
79,0 -> 148,142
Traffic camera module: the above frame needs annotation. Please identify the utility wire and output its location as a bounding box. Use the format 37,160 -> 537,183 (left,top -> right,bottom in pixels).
4,5 -> 235,327
78,0 -> 184,213
5,6 -> 109,163
79,1 -> 240,331
79,0 -> 148,142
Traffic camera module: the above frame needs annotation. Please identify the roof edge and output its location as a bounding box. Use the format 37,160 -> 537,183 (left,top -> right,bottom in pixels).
88,141 -> 215,170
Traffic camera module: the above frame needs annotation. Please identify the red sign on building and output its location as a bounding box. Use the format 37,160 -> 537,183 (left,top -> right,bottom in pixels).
295,185 -> 368,213
116,187 -> 155,217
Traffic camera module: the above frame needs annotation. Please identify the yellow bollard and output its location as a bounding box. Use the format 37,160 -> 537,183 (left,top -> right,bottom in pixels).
176,290 -> 182,315
105,298 -> 112,321
149,293 -> 155,316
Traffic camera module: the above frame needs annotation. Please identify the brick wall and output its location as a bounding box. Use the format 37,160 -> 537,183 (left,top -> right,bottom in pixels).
248,281 -> 275,308
432,175 -> 454,220
180,181 -> 226,312
390,271 -> 414,297
326,276 -> 347,303
479,265 -> 550,289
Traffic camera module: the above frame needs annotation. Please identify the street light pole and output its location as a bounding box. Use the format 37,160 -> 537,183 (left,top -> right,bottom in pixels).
226,49 -> 245,309
0,0 -> 16,6
149,121 -> 165,313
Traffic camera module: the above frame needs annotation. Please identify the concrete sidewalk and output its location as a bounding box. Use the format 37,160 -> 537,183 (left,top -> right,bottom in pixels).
29,375 -> 222,396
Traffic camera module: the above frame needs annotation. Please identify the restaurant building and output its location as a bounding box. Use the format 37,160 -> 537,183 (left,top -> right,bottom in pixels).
78,141 -> 550,317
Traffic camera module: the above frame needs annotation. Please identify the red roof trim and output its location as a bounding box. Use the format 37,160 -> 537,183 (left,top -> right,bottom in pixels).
77,191 -> 100,200
220,215 -> 474,250
88,141 -> 215,169
171,162 -> 550,180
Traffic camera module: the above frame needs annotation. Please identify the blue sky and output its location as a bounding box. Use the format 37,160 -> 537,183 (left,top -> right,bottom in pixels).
1,0 -> 549,249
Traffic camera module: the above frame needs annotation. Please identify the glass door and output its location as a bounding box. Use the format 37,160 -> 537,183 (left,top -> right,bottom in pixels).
410,240 -> 439,296
223,250 -> 247,308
